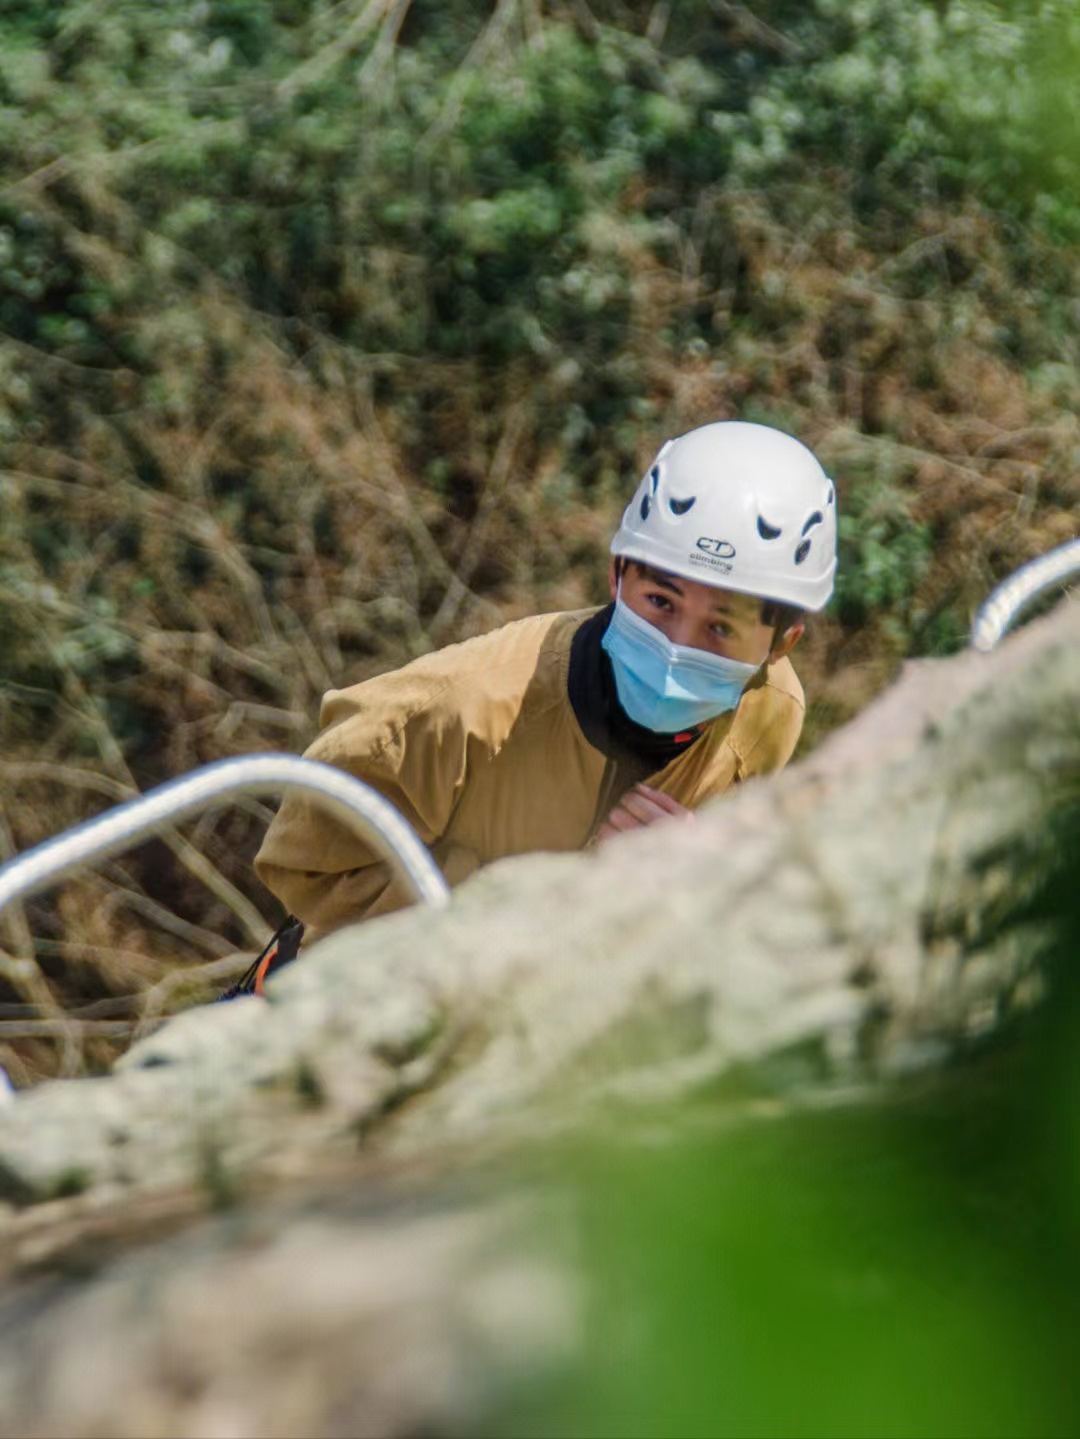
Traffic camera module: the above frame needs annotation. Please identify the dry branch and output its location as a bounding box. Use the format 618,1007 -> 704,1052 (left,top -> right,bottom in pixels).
275,0 -> 405,103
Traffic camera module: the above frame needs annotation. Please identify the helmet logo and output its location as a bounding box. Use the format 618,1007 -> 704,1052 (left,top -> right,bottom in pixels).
695,536 -> 736,559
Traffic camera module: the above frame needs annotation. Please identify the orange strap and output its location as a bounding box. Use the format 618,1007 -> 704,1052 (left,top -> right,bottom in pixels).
252,940 -> 279,998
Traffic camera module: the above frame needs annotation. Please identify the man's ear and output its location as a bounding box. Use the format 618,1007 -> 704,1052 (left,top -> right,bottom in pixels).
608,557 -> 620,601
768,622 -> 805,663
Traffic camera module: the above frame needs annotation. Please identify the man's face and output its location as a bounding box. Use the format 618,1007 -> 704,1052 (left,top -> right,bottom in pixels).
609,561 -> 802,666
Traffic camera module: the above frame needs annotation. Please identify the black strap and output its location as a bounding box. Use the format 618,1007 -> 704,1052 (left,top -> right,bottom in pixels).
219,915 -> 306,1000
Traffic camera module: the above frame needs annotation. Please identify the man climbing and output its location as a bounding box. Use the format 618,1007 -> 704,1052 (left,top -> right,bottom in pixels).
253,420 -> 837,943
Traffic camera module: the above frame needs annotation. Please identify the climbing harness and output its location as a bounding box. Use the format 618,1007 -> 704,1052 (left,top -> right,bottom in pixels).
219,914 -> 306,1000
970,536 -> 1080,652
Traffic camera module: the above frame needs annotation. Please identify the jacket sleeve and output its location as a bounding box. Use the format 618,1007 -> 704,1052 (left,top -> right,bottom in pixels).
254,668 -> 469,936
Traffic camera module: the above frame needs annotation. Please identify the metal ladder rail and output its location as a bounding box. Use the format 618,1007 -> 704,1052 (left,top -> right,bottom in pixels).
970,536 -> 1080,652
0,754 -> 449,923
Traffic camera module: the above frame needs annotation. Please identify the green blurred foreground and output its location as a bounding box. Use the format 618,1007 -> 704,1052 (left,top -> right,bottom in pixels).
477,845 -> 1080,1439
483,1050 -> 1078,1438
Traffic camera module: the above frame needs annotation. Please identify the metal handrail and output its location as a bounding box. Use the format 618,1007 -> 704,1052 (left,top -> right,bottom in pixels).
971,536 -> 1080,652
0,754 -> 450,922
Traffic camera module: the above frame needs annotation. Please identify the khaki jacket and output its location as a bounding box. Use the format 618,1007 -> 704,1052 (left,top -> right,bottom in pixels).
254,609 -> 804,935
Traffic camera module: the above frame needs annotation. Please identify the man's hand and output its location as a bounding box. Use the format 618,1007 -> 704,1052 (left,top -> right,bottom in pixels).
594,782 -> 696,843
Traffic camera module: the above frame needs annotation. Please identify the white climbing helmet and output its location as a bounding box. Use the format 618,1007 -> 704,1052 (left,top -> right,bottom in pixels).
610,421 -> 838,611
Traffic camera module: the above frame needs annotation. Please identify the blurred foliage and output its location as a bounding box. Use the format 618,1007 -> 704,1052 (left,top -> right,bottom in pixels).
494,1061 -> 1080,1438
0,0 -> 1078,1077
834,452 -> 933,637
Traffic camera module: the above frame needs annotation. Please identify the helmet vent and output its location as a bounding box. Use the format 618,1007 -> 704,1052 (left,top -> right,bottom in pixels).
650,465 -> 661,493
794,539 -> 812,565
668,495 -> 696,516
801,510 -> 824,536
640,493 -> 652,521
827,483 -> 835,505
757,516 -> 782,541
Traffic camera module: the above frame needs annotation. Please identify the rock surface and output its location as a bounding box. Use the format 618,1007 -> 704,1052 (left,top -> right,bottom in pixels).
0,1180 -> 579,1439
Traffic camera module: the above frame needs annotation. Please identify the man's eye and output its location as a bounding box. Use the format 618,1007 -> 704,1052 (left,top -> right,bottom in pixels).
646,593 -> 672,610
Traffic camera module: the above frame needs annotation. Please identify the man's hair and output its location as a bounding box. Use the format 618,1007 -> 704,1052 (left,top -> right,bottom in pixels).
616,558 -> 804,637
760,597 -> 804,635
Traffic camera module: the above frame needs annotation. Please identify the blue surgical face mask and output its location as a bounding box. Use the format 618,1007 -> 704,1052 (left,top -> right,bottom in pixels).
601,593 -> 764,734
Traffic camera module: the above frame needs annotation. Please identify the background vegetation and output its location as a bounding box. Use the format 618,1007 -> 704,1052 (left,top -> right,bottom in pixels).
1,0 -> 1078,1083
